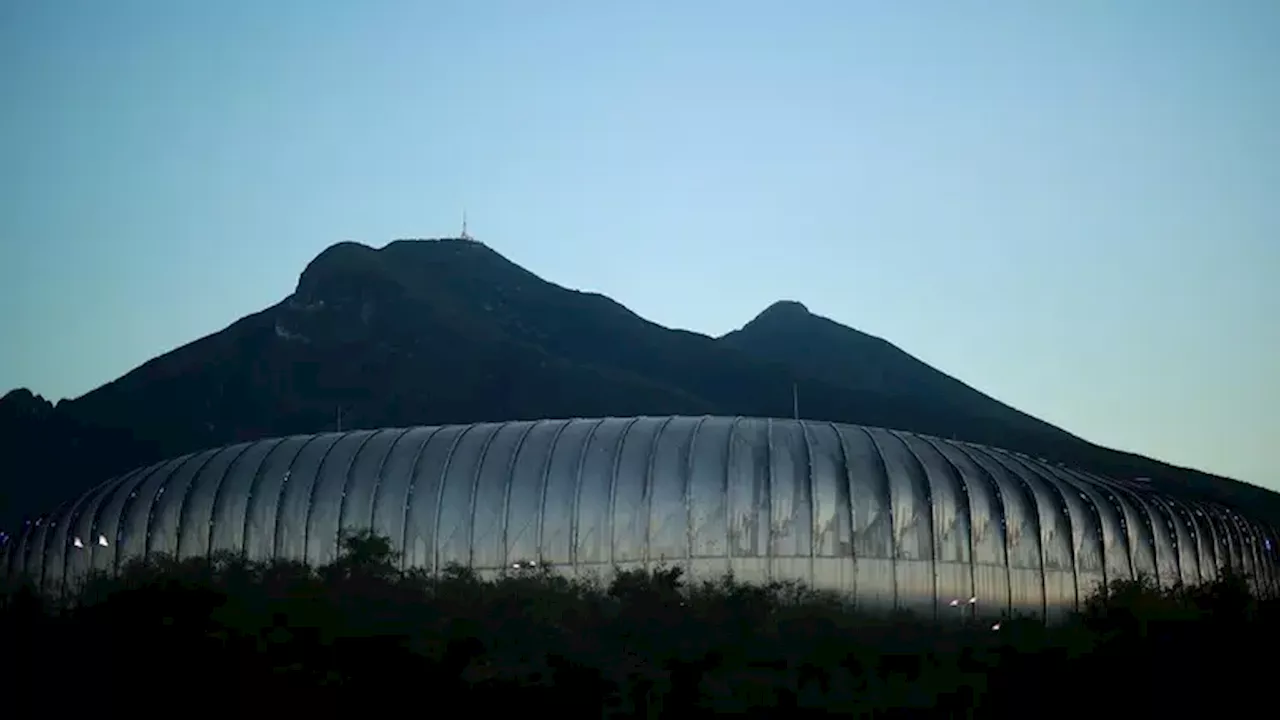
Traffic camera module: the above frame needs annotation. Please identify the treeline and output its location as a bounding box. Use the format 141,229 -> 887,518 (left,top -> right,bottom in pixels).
1,532 -> 1275,716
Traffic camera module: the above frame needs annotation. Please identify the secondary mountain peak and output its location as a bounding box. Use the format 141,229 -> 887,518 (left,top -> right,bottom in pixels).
760,299 -> 811,317
721,299 -> 1071,443
728,299 -> 879,347
736,300 -> 869,343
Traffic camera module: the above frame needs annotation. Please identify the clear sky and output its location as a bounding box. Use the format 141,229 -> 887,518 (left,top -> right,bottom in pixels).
2,1 -> 1277,489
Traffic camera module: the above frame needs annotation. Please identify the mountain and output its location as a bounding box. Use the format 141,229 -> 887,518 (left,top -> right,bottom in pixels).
719,300 -> 1279,516
2,237 -> 1276,529
721,299 -> 1081,445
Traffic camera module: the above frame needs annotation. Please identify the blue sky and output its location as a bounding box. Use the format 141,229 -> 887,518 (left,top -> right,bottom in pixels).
2,1 -> 1277,489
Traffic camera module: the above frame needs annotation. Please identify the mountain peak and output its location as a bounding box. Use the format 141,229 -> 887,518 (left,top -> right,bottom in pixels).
0,387 -> 53,421
293,238 -> 508,303
756,300 -> 811,322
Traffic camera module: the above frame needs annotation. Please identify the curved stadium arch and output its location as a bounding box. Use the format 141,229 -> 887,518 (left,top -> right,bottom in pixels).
2,416 -> 1277,621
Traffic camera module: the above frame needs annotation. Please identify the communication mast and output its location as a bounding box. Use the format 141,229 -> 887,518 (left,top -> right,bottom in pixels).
460,211 -> 472,241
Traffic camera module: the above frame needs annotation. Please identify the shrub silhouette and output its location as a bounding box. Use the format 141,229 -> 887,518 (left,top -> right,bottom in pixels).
2,531 -> 1276,715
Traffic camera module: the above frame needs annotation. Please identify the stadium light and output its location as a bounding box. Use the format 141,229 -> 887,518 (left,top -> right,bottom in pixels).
950,596 -> 979,622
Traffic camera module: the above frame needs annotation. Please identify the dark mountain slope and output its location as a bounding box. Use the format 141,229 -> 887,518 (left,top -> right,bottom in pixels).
719,301 -> 1280,519
62,239 -> 1054,453
1,240 -> 716,525
0,389 -> 147,527
2,237 -> 1276,529
67,240 -> 718,442
719,300 -> 1077,442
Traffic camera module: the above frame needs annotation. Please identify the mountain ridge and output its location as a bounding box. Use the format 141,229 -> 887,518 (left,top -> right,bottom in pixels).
720,299 -> 1083,442
2,237 -> 1275,528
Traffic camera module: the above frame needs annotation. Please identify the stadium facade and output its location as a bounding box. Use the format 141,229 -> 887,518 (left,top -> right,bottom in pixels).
2,416 -> 1277,621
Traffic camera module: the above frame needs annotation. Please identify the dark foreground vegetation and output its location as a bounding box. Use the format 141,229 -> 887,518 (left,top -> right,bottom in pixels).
2,532 -> 1275,717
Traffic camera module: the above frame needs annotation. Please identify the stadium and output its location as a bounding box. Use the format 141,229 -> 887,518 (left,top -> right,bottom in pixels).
3,415 -> 1277,621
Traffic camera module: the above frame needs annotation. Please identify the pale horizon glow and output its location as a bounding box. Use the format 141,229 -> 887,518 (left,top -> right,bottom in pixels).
2,1 -> 1277,489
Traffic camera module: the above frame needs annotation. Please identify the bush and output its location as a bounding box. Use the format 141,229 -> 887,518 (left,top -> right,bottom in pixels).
2,533 -> 1276,716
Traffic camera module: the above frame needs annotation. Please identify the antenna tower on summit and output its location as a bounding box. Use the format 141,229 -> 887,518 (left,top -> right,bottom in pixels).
460,211 -> 472,241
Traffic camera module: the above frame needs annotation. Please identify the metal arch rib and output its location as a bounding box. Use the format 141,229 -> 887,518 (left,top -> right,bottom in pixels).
308,430 -> 378,563
1185,500 -> 1226,577
1107,479 -> 1175,587
361,427 -> 416,535
1143,492 -> 1194,585
797,419 -> 819,592
827,421 -> 858,601
887,429 -> 944,621
155,450 -> 221,561
83,464 -> 154,578
34,501 -> 74,594
1069,467 -> 1162,585
975,448 -> 1055,621
534,420 -> 573,567
914,434 -> 979,617
136,453 -> 201,561
275,434 -> 343,562
1161,497 -> 1206,585
639,416 -> 677,568
1222,507 -> 1265,593
496,421 -> 538,569
606,417 -> 645,570
1035,463 -> 1112,597
175,443 -> 254,561
58,473 -> 136,598
5,512 -> 38,581
335,428 -> 400,551
382,426 -> 440,569
990,450 -> 1084,613
426,424 -> 473,575
681,415 -> 710,570
295,433 -> 352,563
111,457 -> 184,575
1056,466 -> 1137,583
943,441 -> 1015,618
568,419 -> 607,574
722,417 -> 741,571
763,418 -> 776,582
855,425 -> 898,610
240,436 -> 309,559
210,436 -> 286,561
464,422 -> 515,570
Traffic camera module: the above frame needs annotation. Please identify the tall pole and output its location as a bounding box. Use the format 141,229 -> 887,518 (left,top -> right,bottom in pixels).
792,382 -> 799,420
